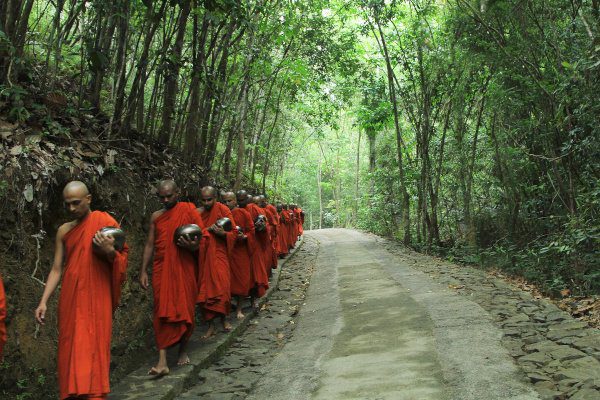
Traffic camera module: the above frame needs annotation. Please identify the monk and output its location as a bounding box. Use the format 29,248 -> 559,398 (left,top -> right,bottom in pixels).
291,204 -> 302,240
198,186 -> 236,337
246,194 -> 273,278
298,206 -> 305,235
285,204 -> 297,249
34,181 -> 128,399
223,192 -> 253,319
140,180 -> 207,376
258,195 -> 279,269
236,190 -> 269,307
276,203 -> 288,257
0,273 -> 6,360
279,204 -> 292,253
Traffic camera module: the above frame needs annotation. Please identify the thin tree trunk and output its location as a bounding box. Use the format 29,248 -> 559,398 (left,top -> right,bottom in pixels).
158,0 -> 191,145
375,18 -> 411,244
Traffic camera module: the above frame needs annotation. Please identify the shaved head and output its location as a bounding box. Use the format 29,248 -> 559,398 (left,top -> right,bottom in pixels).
200,186 -> 217,210
156,179 -> 179,209
63,181 -> 89,197
236,190 -> 249,208
257,195 -> 267,207
223,191 -> 237,210
158,179 -> 178,192
223,191 -> 235,201
201,186 -> 217,197
63,181 -> 91,220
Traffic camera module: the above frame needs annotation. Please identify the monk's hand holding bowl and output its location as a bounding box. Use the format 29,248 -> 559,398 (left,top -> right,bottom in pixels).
93,231 -> 116,260
177,234 -> 200,251
236,229 -> 246,241
209,224 -> 226,237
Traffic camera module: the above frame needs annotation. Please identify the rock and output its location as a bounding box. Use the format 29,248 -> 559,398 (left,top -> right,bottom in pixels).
525,340 -> 562,354
579,378 -> 600,389
553,364 -> 600,382
533,313 -> 548,323
548,321 -> 590,331
520,307 -> 539,315
569,388 -> 600,400
556,378 -> 580,391
503,329 -> 522,337
528,372 -> 552,383
563,355 -> 600,371
547,329 -> 587,342
533,380 -> 564,399
520,362 -> 542,373
520,351 -> 552,365
549,346 -> 587,362
556,337 -> 576,346
501,314 -> 530,326
523,334 -> 548,345
545,311 -> 569,322
572,335 -> 600,354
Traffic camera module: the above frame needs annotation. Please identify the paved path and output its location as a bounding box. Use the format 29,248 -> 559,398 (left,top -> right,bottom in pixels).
247,229 -> 539,400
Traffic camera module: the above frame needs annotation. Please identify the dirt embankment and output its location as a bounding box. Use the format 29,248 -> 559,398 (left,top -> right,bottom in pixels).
0,98 -> 221,398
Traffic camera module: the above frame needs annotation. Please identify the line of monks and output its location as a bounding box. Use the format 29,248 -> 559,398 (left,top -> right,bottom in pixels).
0,180 -> 304,399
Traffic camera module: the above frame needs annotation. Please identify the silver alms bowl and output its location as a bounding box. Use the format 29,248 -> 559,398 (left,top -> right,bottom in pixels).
216,217 -> 233,232
174,224 -> 202,243
94,226 -> 126,251
254,214 -> 267,232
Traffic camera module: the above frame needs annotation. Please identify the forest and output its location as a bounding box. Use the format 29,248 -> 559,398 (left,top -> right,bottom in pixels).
0,0 -> 598,397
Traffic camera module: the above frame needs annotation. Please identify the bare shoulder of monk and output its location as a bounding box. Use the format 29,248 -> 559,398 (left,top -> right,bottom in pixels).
151,209 -> 165,222
57,220 -> 78,239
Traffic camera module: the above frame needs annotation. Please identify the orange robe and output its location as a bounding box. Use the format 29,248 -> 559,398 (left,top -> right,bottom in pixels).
295,208 -> 304,236
263,204 -> 280,269
230,207 -> 254,296
0,274 -> 6,359
287,210 -> 297,248
239,205 -> 269,297
152,202 -> 206,349
58,211 -> 128,400
198,202 -> 236,320
299,208 -> 305,234
278,210 -> 290,256
246,203 -> 272,277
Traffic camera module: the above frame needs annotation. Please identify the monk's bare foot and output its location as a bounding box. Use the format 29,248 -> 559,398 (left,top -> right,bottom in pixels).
177,353 -> 190,366
236,310 -> 245,320
202,324 -> 217,339
223,321 -> 233,332
148,366 -> 170,377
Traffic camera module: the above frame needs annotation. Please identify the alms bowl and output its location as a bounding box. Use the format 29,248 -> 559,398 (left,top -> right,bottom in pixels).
174,224 -> 202,243
93,226 -> 126,251
254,214 -> 267,231
216,217 -> 233,232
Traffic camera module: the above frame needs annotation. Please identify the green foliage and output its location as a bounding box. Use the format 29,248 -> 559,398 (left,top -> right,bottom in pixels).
0,85 -> 31,122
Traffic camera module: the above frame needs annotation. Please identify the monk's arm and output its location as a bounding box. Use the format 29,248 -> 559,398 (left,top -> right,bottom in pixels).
139,214 -> 157,290
35,226 -> 66,324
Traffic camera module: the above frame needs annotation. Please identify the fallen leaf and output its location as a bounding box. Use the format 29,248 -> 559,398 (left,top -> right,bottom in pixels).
448,284 -> 465,290
10,145 -> 23,155
23,184 -> 34,202
560,288 -> 571,297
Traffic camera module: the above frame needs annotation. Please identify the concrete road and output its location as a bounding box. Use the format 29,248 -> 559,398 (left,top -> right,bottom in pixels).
247,229 -> 539,400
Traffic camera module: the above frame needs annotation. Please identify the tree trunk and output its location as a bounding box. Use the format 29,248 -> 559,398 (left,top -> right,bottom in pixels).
375,18 -> 411,245
158,0 -> 190,145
